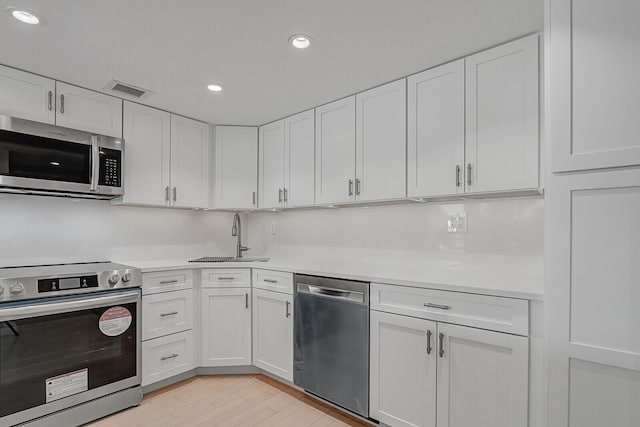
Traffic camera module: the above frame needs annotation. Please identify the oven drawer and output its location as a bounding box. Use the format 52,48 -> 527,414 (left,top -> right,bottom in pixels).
142,290 -> 193,341
252,269 -> 293,294
370,283 -> 529,336
142,330 -> 194,386
201,268 -> 251,288
142,270 -> 193,295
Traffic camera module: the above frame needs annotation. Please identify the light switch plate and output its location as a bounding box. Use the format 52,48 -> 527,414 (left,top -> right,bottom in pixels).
448,213 -> 467,233
270,221 -> 277,235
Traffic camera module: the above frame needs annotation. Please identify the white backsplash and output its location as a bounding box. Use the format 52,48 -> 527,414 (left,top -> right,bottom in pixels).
246,196 -> 544,263
0,194 -> 239,267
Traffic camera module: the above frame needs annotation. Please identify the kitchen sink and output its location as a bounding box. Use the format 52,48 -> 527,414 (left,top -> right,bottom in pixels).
188,256 -> 270,263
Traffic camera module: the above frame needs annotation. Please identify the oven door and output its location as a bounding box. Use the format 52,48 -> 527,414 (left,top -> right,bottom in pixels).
0,289 -> 141,426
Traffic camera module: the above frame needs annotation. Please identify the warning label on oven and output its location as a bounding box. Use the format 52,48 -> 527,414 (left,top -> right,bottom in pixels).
99,306 -> 132,337
46,368 -> 88,403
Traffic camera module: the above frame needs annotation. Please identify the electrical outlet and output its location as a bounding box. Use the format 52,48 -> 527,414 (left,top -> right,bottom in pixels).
270,221 -> 277,235
447,213 -> 467,233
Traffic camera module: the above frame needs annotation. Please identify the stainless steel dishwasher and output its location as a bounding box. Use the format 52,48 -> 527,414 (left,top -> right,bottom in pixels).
293,274 -> 370,418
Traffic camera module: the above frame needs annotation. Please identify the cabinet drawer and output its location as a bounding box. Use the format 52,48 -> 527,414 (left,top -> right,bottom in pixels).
142,330 -> 194,386
142,290 -> 193,341
142,270 -> 193,295
201,268 -> 251,288
252,269 -> 293,294
370,283 -> 529,336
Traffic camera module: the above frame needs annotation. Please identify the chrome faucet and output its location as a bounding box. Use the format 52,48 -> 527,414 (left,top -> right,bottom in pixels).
231,213 -> 250,258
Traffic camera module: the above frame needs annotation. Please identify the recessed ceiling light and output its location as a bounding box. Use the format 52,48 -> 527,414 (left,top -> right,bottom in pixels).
7,8 -> 41,25
289,34 -> 312,49
207,84 -> 223,92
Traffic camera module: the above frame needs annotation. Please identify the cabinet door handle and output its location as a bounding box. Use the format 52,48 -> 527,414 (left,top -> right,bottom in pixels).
439,333 -> 445,358
60,94 -> 65,114
160,311 -> 178,317
424,303 -> 451,310
426,330 -> 433,355
161,353 -> 179,361
456,165 -> 461,187
252,191 -> 256,206
173,187 -> 177,202
245,293 -> 249,309
284,188 -> 288,203
159,279 -> 178,285
348,179 -> 354,196
165,186 -> 170,202
278,188 -> 283,203
48,91 -> 53,111
285,300 -> 291,318
263,279 -> 278,283
466,163 -> 472,186
355,178 -> 361,196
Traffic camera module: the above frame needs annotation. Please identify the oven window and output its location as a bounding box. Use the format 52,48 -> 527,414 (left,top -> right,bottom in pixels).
0,129 -> 91,184
0,300 -> 137,418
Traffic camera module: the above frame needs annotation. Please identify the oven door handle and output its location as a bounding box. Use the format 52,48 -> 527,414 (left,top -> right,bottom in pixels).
0,290 -> 140,322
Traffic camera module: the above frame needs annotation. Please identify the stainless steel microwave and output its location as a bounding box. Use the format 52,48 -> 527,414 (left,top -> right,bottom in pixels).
0,114 -> 124,199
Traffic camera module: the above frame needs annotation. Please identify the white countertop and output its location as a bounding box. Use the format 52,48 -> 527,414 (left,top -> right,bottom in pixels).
115,253 -> 544,300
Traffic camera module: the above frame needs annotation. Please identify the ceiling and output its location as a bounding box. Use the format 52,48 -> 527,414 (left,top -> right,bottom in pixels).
0,0 -> 542,126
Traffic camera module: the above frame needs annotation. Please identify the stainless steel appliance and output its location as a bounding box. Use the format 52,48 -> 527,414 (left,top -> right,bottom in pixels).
0,262 -> 142,427
293,274 -> 370,418
0,115 -> 124,199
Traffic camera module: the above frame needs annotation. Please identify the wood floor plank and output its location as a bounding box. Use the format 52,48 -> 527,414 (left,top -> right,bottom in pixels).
87,375 -> 369,427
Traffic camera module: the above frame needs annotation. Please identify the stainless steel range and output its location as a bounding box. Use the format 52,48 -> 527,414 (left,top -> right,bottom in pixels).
0,262 -> 143,427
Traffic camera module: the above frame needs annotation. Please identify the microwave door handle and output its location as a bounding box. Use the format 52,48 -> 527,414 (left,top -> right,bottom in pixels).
0,290 -> 140,322
90,136 -> 99,191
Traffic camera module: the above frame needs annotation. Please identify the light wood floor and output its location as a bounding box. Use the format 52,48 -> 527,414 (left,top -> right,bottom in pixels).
88,375 -> 370,427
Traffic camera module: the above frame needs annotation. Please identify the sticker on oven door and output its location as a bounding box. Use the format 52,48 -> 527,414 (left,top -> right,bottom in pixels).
99,306 -> 132,336
46,368 -> 88,403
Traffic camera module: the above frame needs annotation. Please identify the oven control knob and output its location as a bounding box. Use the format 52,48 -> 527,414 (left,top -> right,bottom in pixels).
121,272 -> 132,283
10,282 -> 24,294
108,274 -> 120,286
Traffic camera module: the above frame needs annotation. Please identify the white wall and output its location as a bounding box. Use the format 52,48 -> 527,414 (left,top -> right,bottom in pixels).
0,194 -> 237,267
246,196 -> 544,265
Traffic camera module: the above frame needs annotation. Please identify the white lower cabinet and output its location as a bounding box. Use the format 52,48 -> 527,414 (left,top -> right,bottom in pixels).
436,323 -> 528,427
142,330 -> 194,386
252,288 -> 293,381
370,286 -> 529,427
370,310 -> 437,427
142,289 -> 193,341
201,287 -> 252,367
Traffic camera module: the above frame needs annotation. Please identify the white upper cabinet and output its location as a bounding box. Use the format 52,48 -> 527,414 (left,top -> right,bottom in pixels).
121,102 -> 171,206
465,35 -> 539,194
214,126 -> 258,209
55,82 -> 123,138
436,323 -> 529,427
408,60 -> 465,198
315,96 -> 356,204
170,115 -> 210,208
259,120 -> 286,209
284,109 -> 315,207
550,0 -> 640,172
355,79 -> 407,202
0,65 -> 55,124
370,310 -> 437,427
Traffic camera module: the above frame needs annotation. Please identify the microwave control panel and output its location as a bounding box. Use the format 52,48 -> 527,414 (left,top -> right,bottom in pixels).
98,147 -> 121,187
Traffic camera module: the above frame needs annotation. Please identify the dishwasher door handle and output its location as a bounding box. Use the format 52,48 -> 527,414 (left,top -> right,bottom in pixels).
297,283 -> 365,304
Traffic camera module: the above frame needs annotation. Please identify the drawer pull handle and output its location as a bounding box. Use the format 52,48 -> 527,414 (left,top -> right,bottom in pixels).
424,303 -> 451,310
160,280 -> 179,285
218,277 -> 236,281
263,279 -> 278,283
426,330 -> 432,355
160,311 -> 178,317
161,353 -> 179,361
439,333 -> 445,358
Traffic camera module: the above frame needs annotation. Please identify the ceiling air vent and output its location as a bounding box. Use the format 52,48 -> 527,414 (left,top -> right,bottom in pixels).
104,80 -> 153,99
